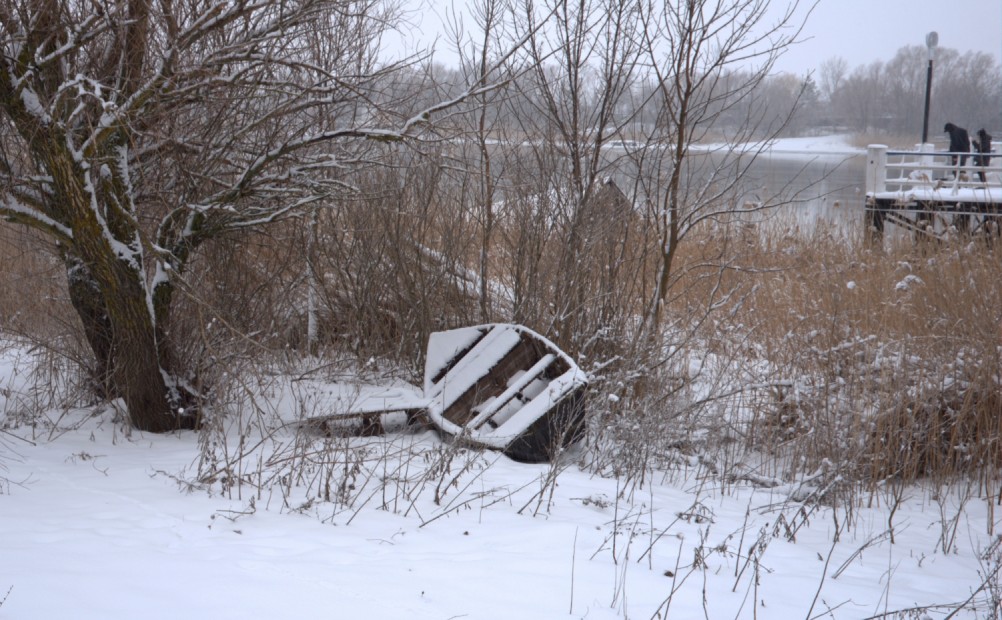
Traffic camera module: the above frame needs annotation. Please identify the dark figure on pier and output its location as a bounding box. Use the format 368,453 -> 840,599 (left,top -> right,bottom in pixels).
944,122 -> 971,169
973,128 -> 992,182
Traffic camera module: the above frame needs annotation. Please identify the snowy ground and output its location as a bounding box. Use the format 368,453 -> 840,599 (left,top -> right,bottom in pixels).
2,343 -> 1000,620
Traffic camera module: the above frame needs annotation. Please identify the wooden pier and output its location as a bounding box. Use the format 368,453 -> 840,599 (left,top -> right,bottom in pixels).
865,144 -> 1002,244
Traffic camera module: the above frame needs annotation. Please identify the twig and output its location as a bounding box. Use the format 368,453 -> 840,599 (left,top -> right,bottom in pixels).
942,556 -> 1002,620
861,602 -> 968,619
569,527 -> 578,615
832,530 -> 891,580
805,537 -> 838,620
0,428 -> 35,446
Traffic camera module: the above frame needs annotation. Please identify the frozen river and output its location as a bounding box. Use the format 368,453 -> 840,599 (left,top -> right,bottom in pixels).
732,148 -> 866,236
488,134 -> 868,237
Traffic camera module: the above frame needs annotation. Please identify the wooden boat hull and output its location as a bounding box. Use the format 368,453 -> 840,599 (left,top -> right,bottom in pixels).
304,323 -> 589,463
423,324 -> 589,462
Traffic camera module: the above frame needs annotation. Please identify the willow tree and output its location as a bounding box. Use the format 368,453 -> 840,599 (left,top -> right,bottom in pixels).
0,0 -> 467,431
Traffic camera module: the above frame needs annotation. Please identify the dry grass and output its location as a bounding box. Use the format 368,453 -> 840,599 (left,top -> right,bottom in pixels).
0,226 -> 74,339
731,228 -> 1002,493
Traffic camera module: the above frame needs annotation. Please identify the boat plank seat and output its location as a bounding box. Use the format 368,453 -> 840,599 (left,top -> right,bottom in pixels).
466,353 -> 557,431
436,329 -> 566,426
425,325 -> 522,418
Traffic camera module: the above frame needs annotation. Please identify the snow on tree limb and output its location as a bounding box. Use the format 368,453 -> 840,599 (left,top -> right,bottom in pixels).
0,196 -> 73,242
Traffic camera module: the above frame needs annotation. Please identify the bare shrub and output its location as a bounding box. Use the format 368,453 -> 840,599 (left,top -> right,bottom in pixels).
309,158 -> 483,366
185,357 -> 505,524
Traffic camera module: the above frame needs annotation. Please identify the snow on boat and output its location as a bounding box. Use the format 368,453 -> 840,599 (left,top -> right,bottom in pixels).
306,324 -> 589,462
422,324 -> 589,462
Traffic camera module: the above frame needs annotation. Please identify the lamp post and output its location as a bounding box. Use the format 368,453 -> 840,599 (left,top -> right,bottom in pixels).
921,31 -> 938,144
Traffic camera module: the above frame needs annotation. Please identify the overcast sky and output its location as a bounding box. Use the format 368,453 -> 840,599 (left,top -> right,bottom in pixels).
771,0 -> 1002,76
400,0 -> 1002,76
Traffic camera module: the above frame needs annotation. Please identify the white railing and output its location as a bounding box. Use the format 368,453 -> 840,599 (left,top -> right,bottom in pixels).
865,144 -> 1002,196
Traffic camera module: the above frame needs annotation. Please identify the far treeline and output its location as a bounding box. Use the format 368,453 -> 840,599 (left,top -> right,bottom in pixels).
415,44 -> 1002,142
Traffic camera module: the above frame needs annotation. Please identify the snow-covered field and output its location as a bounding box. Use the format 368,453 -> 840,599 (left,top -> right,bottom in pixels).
2,342 -> 999,620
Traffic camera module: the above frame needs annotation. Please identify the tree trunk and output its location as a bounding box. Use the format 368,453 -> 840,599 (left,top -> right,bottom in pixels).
65,241 -> 195,432
63,253 -> 116,400
102,267 -> 192,432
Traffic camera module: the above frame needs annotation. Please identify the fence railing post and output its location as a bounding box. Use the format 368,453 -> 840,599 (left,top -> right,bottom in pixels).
865,145 -> 888,248
917,142 -> 935,184
866,144 -> 887,196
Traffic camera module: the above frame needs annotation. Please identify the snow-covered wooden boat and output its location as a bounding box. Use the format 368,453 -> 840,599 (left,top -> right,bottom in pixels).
305,324 -> 588,462
422,324 -> 589,462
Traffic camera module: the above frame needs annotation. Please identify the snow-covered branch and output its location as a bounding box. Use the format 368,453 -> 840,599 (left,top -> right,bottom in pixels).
0,195 -> 73,242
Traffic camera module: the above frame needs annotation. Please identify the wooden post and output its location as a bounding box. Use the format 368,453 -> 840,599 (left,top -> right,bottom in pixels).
865,145 -> 888,247
865,196 -> 886,248
917,142 -> 935,184
865,144 -> 888,195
